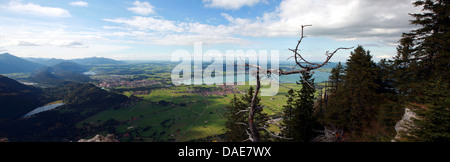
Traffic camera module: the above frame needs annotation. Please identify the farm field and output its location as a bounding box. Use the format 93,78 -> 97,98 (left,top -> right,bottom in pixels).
74,62 -> 331,142
78,82 -> 303,142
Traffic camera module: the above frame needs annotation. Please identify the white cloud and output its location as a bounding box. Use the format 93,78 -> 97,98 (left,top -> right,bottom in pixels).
104,16 -> 183,32
0,27 -> 99,49
69,1 -> 89,7
376,55 -> 393,59
103,16 -> 247,45
203,0 -> 265,10
0,47 -> 7,53
104,0 -> 423,47
5,44 -> 131,59
17,41 -> 39,46
6,1 -> 71,17
128,1 -> 156,15
0,26 -> 131,58
61,41 -> 86,48
219,0 -> 422,45
148,34 -> 248,46
186,22 -> 234,35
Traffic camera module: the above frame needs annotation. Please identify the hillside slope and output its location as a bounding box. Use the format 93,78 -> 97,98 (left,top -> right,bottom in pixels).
0,75 -> 43,119
0,53 -> 44,74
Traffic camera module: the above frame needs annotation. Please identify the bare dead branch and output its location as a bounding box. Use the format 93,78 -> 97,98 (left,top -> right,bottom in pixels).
242,130 -> 254,142
233,25 -> 353,142
312,126 -> 345,142
235,122 -> 248,127
257,117 -> 294,140
258,127 -> 294,140
235,109 -> 249,115
291,25 -> 353,72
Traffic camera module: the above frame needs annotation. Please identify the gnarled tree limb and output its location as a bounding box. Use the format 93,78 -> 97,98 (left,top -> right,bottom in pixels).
237,25 -> 353,142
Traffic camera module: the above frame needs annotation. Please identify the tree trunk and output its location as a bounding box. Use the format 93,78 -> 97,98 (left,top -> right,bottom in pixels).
249,69 -> 261,142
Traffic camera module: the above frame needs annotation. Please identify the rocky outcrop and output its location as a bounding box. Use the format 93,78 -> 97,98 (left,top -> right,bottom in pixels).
78,134 -> 119,142
393,108 -> 417,142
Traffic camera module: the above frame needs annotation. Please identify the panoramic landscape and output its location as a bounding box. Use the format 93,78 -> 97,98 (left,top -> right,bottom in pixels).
0,0 -> 448,143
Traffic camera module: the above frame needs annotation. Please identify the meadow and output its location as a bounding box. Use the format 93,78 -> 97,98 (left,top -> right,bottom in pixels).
76,62 -> 330,142
78,82 -> 305,142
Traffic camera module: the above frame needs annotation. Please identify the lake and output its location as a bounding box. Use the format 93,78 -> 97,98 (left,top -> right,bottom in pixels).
188,70 -> 330,85
279,70 -> 330,83
22,103 -> 65,118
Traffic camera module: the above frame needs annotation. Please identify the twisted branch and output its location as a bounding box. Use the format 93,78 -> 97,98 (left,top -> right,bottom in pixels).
235,25 -> 353,142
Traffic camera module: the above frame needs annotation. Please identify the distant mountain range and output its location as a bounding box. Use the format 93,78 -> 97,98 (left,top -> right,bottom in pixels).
0,53 -> 45,74
0,53 -> 124,74
24,58 -> 68,67
24,56 -> 125,66
71,57 -> 125,65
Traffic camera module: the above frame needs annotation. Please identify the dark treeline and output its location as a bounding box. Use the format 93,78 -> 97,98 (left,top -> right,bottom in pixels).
223,0 -> 449,142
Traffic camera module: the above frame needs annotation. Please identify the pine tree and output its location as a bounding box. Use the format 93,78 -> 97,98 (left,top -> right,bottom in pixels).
224,86 -> 269,142
375,59 -> 407,132
224,94 -> 248,142
392,34 -> 419,99
328,62 -> 345,93
408,0 -> 450,81
243,86 -> 270,141
408,78 -> 450,142
394,0 -> 450,102
393,0 -> 450,141
322,46 -> 379,132
281,72 -> 316,142
376,59 -> 396,94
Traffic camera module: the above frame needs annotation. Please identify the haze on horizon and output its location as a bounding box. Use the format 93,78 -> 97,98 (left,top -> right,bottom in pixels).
0,0 -> 422,62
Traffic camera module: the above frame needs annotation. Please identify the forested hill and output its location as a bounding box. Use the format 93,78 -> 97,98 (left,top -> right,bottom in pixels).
0,75 -> 43,119
71,57 -> 125,65
0,75 -> 131,141
52,62 -> 88,74
30,62 -> 91,86
63,83 -> 129,107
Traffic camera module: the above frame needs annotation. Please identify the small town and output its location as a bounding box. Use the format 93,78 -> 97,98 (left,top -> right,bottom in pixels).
93,75 -> 160,88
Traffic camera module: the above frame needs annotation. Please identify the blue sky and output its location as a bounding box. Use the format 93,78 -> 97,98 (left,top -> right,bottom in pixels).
0,0 -> 421,62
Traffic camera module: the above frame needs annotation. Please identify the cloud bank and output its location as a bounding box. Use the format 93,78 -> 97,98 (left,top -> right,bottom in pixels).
69,1 -> 89,7
128,1 -> 156,15
103,0 -> 421,46
6,1 -> 71,17
203,0 -> 266,10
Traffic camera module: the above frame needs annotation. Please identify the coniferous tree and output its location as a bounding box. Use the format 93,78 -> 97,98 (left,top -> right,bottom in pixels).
328,62 -> 345,93
375,59 -> 406,131
408,0 -> 450,81
405,78 -> 450,142
393,0 -> 450,141
322,46 -> 379,132
394,0 -> 449,101
376,59 -> 396,94
392,34 -> 419,99
224,86 -> 269,142
281,72 -> 316,142
244,86 -> 270,141
224,94 -> 248,142
343,46 -> 379,131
